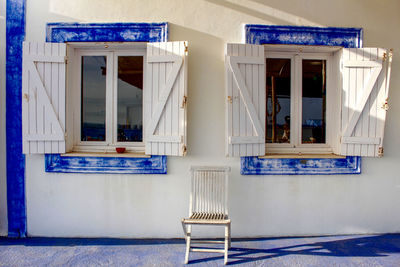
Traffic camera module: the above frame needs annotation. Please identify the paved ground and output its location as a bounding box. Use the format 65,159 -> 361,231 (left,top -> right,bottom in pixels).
0,234 -> 400,266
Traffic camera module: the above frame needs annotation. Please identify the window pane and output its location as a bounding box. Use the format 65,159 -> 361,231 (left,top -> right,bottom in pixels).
302,60 -> 326,144
117,56 -> 143,142
266,58 -> 291,143
81,56 -> 107,141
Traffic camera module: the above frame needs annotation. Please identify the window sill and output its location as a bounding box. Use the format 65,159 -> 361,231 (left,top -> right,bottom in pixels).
61,152 -> 151,158
241,156 -> 361,175
259,153 -> 346,159
45,154 -> 166,174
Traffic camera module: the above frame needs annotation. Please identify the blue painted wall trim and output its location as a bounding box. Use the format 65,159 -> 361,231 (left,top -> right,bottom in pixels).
245,25 -> 363,48
243,24 -> 363,175
46,22 -> 168,43
45,22 -> 168,174
45,155 -> 167,174
241,156 -> 361,175
6,0 -> 27,237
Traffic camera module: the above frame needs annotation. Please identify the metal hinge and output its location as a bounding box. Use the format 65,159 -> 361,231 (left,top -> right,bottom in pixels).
227,96 -> 232,104
184,44 -> 188,53
383,52 -> 387,62
182,145 -> 187,156
181,95 -> 187,108
23,93 -> 29,102
378,146 -> 384,157
382,98 -> 389,111
64,56 -> 69,64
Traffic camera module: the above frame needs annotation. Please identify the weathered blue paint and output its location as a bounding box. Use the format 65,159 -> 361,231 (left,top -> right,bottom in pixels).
243,24 -> 363,175
45,155 -> 167,174
241,156 -> 361,175
245,25 -> 363,48
46,22 -> 168,43
6,0 -> 27,237
46,22 -> 168,174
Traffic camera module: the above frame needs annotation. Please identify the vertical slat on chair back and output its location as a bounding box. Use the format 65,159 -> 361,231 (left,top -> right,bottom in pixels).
190,166 -> 230,216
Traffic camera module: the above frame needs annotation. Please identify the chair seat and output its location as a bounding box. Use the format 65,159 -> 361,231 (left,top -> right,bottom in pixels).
182,212 -> 230,224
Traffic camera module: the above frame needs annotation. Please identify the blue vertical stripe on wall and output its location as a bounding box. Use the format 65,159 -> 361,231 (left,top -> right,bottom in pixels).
242,25 -> 363,175
6,0 -> 26,237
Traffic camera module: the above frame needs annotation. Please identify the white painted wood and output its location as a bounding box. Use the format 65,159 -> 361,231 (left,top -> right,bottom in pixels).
329,49 -> 342,155
22,41 -> 66,154
340,47 -> 392,157
145,41 -> 187,156
182,166 -> 231,264
342,136 -> 380,145
225,43 -> 265,157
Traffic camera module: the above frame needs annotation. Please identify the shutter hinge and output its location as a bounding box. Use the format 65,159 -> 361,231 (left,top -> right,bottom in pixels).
228,96 -> 232,104
184,43 -> 188,54
182,145 -> 187,156
381,98 -> 389,111
64,56 -> 68,64
23,93 -> 29,102
181,95 -> 187,108
383,52 -> 387,62
378,146 -> 384,157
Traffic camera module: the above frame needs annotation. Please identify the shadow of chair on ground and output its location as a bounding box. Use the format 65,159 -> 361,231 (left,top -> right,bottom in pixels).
188,234 -> 400,265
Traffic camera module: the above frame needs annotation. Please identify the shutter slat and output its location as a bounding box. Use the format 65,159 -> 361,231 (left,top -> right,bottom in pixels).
225,43 -> 265,157
145,41 -> 188,156
22,41 -> 66,154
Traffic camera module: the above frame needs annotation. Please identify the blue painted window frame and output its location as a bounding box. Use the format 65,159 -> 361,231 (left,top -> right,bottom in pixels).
242,25 -> 363,175
45,22 -> 168,174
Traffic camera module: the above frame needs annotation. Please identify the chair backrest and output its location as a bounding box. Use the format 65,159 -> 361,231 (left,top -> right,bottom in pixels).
189,166 -> 231,217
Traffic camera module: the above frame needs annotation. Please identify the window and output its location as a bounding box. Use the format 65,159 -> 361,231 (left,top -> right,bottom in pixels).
264,46 -> 333,155
21,40 -> 189,157
72,46 -> 146,153
225,42 -> 392,159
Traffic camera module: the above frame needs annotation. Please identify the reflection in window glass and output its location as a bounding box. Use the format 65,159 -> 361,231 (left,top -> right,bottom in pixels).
266,58 -> 291,143
302,60 -> 326,144
81,56 -> 106,141
117,56 -> 143,142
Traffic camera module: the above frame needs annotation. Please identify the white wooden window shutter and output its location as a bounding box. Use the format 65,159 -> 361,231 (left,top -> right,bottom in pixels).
340,47 -> 393,157
225,43 -> 266,157
22,41 -> 67,154
145,41 -> 188,156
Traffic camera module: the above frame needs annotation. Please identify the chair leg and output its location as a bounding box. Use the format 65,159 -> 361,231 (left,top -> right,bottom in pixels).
184,224 -> 192,264
181,221 -> 187,242
228,222 -> 231,249
224,224 -> 229,265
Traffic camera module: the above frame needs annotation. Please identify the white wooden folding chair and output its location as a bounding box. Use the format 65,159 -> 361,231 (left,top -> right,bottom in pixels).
181,166 -> 231,265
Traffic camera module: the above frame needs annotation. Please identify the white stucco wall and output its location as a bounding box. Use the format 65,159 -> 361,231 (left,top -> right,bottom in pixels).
0,0 -> 7,236
23,0 -> 400,238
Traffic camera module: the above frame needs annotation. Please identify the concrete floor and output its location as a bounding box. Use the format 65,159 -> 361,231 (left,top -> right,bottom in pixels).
0,234 -> 400,266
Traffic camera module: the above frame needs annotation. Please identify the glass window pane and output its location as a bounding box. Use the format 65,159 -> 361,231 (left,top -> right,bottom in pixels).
117,56 -> 143,142
266,58 -> 291,143
302,59 -> 326,144
81,56 -> 107,142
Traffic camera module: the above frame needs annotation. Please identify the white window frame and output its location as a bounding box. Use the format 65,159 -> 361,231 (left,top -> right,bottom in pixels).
265,45 -> 338,155
70,44 -> 146,153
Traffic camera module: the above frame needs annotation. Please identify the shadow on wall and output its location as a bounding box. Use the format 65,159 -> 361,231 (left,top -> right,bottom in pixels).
205,0 -> 323,27
169,23 -> 228,157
